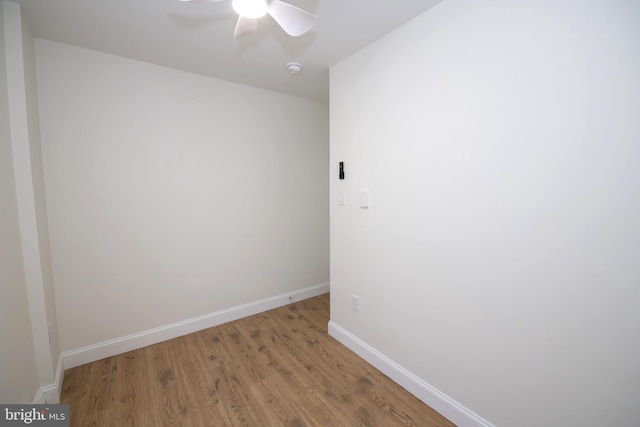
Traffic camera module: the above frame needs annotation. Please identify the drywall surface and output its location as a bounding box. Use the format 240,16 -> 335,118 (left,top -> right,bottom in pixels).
330,0 -> 640,425
0,0 -> 39,403
36,40 -> 329,352
20,5 -> 59,372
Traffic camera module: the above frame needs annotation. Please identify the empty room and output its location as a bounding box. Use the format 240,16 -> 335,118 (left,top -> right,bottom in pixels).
1,0 -> 639,426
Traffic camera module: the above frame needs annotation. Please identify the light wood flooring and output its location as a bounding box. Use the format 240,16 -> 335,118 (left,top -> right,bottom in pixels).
61,294 -> 454,426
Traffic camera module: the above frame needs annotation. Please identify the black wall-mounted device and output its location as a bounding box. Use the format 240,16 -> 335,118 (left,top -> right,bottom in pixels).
339,162 -> 345,180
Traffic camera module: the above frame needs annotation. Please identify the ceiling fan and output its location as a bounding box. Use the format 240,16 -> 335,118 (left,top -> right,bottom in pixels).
179,0 -> 316,39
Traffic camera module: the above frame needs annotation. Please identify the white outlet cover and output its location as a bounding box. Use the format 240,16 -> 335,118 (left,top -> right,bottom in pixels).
352,295 -> 360,312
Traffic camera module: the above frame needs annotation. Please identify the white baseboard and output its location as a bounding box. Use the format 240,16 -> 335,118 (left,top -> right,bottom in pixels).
62,282 -> 329,370
328,321 -> 495,427
37,384 -> 58,405
31,355 -> 64,404
31,387 -> 47,404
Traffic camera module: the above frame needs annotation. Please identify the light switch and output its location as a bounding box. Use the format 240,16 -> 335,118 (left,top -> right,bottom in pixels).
359,190 -> 370,208
338,190 -> 346,206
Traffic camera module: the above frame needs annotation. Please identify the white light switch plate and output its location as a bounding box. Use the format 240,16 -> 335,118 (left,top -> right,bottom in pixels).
359,190 -> 370,208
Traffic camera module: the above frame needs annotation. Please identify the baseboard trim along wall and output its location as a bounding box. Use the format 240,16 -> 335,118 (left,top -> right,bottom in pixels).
62,282 -> 330,370
328,321 -> 495,427
31,356 -> 63,404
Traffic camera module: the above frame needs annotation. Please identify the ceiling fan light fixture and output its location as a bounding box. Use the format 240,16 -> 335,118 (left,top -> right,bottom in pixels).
232,0 -> 267,18
180,0 -> 315,38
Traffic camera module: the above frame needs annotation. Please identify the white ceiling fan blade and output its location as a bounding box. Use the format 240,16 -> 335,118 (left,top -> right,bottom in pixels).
234,16 -> 258,38
266,0 -> 315,37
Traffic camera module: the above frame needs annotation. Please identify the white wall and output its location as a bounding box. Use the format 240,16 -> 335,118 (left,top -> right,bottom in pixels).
330,0 -> 640,426
20,6 -> 60,372
0,0 -> 45,403
36,40 -> 329,352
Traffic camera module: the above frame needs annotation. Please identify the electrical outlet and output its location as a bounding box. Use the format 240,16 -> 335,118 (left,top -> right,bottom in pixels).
352,295 -> 360,312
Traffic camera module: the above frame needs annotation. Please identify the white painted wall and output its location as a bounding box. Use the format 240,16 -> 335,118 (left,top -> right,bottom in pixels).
0,0 -> 41,403
20,6 -> 60,373
35,40 -> 329,352
330,0 -> 640,426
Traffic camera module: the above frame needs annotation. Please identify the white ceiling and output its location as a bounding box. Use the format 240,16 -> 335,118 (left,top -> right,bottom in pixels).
10,0 -> 443,103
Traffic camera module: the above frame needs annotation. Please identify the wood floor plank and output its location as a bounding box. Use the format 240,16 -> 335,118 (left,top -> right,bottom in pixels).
61,293 -> 454,427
